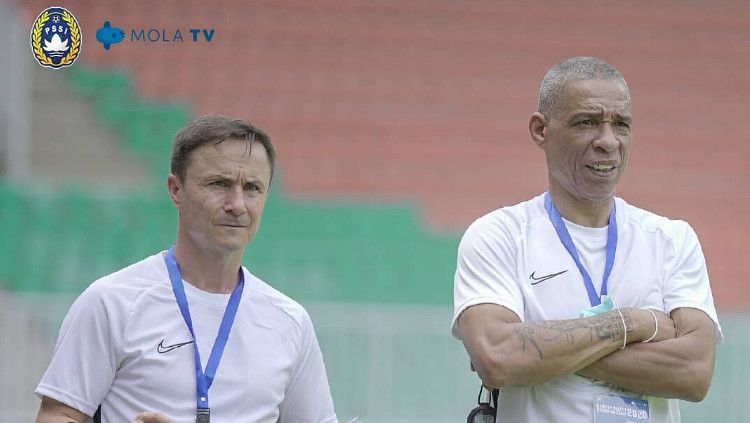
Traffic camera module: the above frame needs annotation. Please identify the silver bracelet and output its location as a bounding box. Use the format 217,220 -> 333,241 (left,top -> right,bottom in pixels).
615,308 -> 627,349
642,308 -> 658,343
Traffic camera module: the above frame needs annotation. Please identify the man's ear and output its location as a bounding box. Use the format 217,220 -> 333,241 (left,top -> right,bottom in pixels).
529,112 -> 548,150
167,174 -> 182,209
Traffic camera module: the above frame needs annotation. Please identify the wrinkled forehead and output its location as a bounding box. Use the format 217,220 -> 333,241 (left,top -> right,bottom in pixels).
189,137 -> 271,179
560,79 -> 631,117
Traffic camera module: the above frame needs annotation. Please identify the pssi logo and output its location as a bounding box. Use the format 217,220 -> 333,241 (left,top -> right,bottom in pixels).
30,7 -> 82,68
95,21 -> 215,50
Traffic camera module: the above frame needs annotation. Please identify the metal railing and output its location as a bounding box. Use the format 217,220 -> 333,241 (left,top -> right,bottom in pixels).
5,291 -> 747,423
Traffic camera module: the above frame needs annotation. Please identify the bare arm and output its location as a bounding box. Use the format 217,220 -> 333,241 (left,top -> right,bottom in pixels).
35,396 -> 88,423
131,412 -> 176,423
457,303 -> 656,387
35,396 -> 177,423
576,307 -> 717,401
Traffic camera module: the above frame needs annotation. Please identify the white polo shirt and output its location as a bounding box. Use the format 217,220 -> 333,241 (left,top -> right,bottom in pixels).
452,193 -> 721,423
36,252 -> 338,423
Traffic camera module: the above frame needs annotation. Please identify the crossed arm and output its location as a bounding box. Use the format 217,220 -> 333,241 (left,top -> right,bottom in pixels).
576,307 -> 716,401
457,303 -> 716,401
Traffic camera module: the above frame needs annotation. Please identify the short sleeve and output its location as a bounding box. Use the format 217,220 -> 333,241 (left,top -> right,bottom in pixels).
35,282 -> 122,416
663,222 -> 722,341
452,213 -> 525,339
278,310 -> 338,423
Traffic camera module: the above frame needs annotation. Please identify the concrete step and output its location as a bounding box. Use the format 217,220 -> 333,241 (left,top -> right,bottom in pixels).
28,65 -> 149,189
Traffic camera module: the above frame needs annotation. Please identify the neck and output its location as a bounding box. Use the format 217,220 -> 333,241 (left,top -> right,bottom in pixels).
548,186 -> 613,228
173,235 -> 244,294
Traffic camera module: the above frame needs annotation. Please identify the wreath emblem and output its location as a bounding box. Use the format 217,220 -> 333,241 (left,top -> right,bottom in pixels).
30,7 -> 82,69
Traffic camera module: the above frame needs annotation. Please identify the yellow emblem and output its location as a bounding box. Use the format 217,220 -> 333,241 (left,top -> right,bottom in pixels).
30,7 -> 82,69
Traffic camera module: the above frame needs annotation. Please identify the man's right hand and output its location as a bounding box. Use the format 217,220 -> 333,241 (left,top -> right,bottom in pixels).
130,412 -> 177,423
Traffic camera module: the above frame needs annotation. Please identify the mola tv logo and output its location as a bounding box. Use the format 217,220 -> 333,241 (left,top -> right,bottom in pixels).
93,20 -> 216,51
96,21 -> 124,50
30,7 -> 82,69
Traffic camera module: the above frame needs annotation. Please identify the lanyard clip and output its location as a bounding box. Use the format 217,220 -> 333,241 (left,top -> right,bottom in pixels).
196,408 -> 210,423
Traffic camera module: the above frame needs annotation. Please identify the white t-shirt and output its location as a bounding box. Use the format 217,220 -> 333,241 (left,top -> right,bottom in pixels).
452,193 -> 722,423
36,251 -> 338,423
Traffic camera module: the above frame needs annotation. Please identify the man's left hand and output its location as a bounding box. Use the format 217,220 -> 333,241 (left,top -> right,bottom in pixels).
130,412 -> 176,423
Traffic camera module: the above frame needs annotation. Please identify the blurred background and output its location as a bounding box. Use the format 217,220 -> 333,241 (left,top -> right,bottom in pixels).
1,0 -> 749,422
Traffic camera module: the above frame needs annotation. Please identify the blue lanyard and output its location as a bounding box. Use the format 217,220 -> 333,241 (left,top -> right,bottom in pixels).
543,193 -> 617,307
164,247 -> 244,416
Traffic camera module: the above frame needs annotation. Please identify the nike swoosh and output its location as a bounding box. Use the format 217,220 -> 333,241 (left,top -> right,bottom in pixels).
529,270 -> 568,285
157,339 -> 194,354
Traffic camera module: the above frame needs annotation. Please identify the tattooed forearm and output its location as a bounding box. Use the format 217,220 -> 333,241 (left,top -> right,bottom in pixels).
512,309 -> 634,360
515,325 -> 544,360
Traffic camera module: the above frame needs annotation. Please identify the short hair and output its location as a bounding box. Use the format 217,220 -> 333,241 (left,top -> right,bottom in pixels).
171,115 -> 276,182
538,56 -> 629,119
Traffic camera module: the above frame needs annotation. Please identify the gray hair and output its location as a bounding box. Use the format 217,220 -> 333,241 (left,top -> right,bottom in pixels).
171,115 -> 276,182
538,56 -> 629,119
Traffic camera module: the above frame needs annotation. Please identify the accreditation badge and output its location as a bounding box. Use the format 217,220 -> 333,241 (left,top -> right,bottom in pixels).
593,394 -> 650,423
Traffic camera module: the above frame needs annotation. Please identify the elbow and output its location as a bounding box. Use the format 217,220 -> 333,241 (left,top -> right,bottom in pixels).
474,352 -> 539,388
680,379 -> 710,403
681,384 -> 708,403
678,362 -> 714,402
473,354 -> 512,388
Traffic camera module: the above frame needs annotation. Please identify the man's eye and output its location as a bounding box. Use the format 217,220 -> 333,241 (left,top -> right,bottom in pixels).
617,121 -> 630,129
577,119 -> 596,127
211,180 -> 229,187
244,184 -> 260,192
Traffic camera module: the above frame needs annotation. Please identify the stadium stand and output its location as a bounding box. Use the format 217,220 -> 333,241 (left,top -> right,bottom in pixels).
20,0 -> 746,307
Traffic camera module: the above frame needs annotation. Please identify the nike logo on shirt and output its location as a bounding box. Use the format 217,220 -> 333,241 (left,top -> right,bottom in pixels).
157,339 -> 194,354
529,270 -> 568,285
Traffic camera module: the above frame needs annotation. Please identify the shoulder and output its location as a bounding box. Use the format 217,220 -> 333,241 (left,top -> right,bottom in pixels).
81,251 -> 171,309
618,198 -> 698,245
460,194 -> 547,248
244,270 -> 313,334
53,252 -> 171,351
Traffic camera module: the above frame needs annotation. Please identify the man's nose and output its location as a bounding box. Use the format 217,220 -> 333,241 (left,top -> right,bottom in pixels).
593,122 -> 620,152
224,185 -> 247,215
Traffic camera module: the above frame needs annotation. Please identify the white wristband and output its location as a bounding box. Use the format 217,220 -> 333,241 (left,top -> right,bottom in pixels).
615,308 -> 627,349
642,309 -> 658,343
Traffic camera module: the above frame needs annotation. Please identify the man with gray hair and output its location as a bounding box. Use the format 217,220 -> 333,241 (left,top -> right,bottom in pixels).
453,57 -> 721,422
35,116 -> 338,423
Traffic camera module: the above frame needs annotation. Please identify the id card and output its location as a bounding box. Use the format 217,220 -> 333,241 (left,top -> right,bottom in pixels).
593,394 -> 649,423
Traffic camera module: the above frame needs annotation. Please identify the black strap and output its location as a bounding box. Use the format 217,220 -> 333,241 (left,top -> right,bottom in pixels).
468,385 -> 500,422
93,405 -> 101,423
